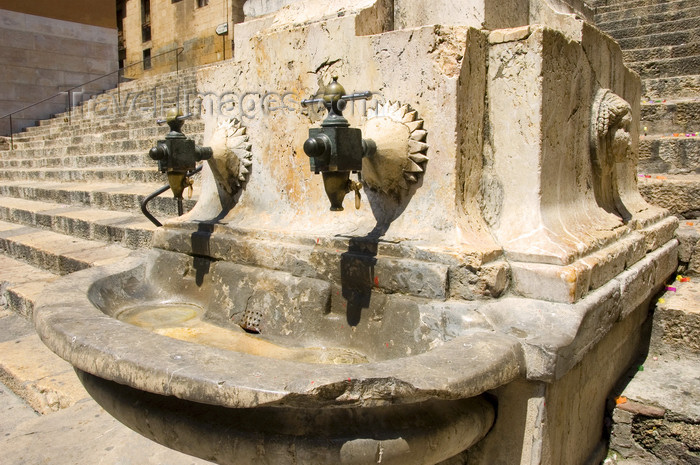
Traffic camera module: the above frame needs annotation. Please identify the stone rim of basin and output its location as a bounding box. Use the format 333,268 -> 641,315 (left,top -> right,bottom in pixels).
32,250 -> 524,409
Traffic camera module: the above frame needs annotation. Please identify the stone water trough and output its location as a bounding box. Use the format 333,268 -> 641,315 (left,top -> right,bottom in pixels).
36,248 -> 513,464
33,0 -> 680,463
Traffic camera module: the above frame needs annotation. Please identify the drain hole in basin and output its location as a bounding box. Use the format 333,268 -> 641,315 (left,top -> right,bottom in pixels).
239,309 -> 262,334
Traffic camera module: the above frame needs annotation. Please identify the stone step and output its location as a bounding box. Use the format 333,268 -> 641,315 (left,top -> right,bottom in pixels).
0,180 -> 197,217
112,72 -> 197,92
25,126 -> 204,150
59,88 -> 196,115
628,55 -> 700,80
10,131 -> 158,151
5,140 -> 155,159
57,96 -> 200,123
605,270 -> 700,463
20,115 -> 204,139
14,126 -> 171,149
641,99 -> 700,134
0,297 -> 213,463
624,42 -> 700,65
0,255 -> 58,318
608,351 -> 700,462
0,220 -> 132,275
86,85 -> 198,100
90,82 -> 197,97
603,15 -> 700,40
3,138 -> 205,164
0,197 -> 160,250
651,277 -> 700,355
595,0 -> 698,19
0,152 -> 151,170
3,66 -> 200,137
614,27 -> 700,51
16,104 -> 203,134
676,220 -> 700,274
638,173 -> 700,217
10,119 -> 205,144
52,83 -> 200,112
68,70 -> 196,96
598,4 -> 700,31
0,166 -> 165,184
639,135 -> 700,174
0,358 -> 213,463
0,314 -> 89,414
643,75 -> 700,99
19,114 -> 204,134
13,118 -> 147,139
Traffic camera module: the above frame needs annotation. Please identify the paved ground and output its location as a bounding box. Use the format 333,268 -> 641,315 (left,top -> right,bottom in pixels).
0,311 -> 214,465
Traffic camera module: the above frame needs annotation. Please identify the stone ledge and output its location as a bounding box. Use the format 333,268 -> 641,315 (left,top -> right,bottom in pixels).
481,239 -> 678,380
510,233 -> 644,303
488,26 -> 531,44
509,217 -> 677,303
153,225 -> 507,300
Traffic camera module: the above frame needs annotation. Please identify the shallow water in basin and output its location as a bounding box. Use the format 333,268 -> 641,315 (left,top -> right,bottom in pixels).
117,303 -> 369,365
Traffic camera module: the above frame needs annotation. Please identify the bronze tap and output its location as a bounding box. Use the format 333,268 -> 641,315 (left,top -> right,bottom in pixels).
301,77 -> 375,211
148,108 -> 212,215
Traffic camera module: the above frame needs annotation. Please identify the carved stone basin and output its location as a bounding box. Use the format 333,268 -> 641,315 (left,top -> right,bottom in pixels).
33,249 -> 523,465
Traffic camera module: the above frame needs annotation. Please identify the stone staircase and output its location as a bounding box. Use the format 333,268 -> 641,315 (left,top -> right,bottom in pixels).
0,67 -> 203,319
0,66 -> 214,463
594,0 -> 700,219
605,267 -> 700,465
593,4 -> 700,463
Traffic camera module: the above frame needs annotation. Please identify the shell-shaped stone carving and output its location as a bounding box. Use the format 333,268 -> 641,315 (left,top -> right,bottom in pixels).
208,118 -> 253,194
362,101 -> 429,198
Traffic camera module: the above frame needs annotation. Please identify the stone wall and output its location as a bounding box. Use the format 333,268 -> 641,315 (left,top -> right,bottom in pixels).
0,7 -> 118,135
122,0 -> 244,80
0,0 -> 116,29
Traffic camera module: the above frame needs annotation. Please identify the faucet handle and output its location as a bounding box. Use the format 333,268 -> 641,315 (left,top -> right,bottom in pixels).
349,179 -> 362,210
156,111 -> 192,128
299,97 -> 326,108
301,77 -> 372,118
340,91 -> 372,102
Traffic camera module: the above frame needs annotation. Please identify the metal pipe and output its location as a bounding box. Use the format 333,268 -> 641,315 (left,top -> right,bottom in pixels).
140,184 -> 170,227
140,165 -> 202,227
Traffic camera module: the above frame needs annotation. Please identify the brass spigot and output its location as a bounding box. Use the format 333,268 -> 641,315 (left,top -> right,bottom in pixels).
148,108 -> 212,215
322,172 -> 363,211
301,77 -> 375,211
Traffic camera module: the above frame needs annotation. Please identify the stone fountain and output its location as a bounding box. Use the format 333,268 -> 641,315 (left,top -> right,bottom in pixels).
33,0 -> 679,463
